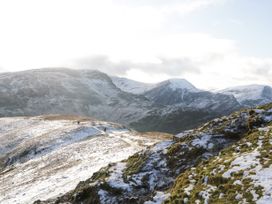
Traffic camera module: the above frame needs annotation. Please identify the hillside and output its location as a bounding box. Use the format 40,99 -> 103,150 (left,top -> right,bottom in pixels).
219,85 -> 272,107
168,104 -> 272,203
0,68 -> 241,134
0,68 -> 153,125
35,104 -> 272,204
111,76 -> 155,94
0,115 -> 169,204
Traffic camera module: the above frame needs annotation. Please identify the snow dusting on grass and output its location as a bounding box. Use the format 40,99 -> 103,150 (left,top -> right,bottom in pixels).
0,116 -> 162,204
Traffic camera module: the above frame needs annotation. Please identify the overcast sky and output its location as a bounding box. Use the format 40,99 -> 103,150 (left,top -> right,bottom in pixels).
0,0 -> 271,89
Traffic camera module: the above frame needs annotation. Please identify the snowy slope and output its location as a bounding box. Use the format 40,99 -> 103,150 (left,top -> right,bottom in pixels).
0,68 -> 153,125
0,68 -> 241,134
219,84 -> 272,107
111,76 -> 156,94
111,77 -> 198,94
158,78 -> 198,92
37,104 -> 272,204
168,104 -> 272,204
0,115 -> 166,204
143,78 -> 240,110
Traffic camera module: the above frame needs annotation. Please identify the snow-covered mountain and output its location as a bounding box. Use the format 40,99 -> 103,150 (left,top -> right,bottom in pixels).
219,84 -> 272,107
144,79 -> 238,108
111,76 -> 155,94
0,68 -> 153,125
158,78 -> 198,92
0,115 -> 168,204
0,68 -> 241,134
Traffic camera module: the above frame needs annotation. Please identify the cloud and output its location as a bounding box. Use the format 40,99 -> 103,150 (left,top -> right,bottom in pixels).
115,0 -> 226,13
0,0 -> 270,89
73,55 -> 200,77
72,51 -> 272,89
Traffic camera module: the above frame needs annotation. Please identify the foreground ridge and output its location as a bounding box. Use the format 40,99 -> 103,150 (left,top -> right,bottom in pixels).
36,104 -> 272,204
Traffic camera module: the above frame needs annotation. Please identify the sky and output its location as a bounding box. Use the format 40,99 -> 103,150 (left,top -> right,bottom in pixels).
0,0 -> 271,89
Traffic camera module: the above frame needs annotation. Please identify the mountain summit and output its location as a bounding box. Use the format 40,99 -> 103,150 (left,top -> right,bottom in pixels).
159,78 -> 198,92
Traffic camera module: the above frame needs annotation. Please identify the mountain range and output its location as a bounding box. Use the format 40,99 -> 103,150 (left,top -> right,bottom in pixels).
1,67 -> 272,204
0,68 -> 271,134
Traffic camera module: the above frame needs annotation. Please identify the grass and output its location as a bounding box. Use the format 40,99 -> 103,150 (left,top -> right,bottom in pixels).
166,126 -> 270,204
257,102 -> 272,110
41,114 -> 94,121
124,152 -> 147,179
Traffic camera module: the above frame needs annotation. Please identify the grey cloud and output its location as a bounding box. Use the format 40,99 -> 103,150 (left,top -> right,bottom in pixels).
233,62 -> 272,84
252,64 -> 272,82
74,55 -> 130,75
114,0 -> 183,7
73,55 -> 200,77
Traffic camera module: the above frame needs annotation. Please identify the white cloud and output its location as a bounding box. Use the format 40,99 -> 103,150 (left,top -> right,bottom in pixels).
0,0 -> 271,89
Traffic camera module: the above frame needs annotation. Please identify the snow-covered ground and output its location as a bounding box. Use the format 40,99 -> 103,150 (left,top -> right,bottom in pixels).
0,116 -> 163,204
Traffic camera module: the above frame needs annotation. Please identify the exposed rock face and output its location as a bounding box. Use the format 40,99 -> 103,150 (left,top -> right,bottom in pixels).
35,104 -> 272,204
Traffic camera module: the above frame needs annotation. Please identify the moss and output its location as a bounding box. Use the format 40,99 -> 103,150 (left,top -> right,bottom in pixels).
208,176 -> 228,186
91,165 -> 110,181
257,103 -> 272,110
72,184 -> 101,203
100,182 -> 123,196
166,127 -> 270,204
124,152 -> 147,178
167,143 -> 182,156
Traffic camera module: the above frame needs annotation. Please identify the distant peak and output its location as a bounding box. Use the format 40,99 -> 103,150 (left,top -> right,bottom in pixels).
161,78 -> 198,91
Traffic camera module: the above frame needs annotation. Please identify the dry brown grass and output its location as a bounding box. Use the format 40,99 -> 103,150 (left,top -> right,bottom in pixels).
139,131 -> 173,140
41,114 -> 95,122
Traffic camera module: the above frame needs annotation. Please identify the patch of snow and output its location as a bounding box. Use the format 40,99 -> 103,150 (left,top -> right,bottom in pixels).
199,185 -> 217,204
258,127 -> 270,132
264,115 -> 272,122
152,141 -> 173,152
166,79 -> 198,91
235,193 -> 243,200
176,130 -> 193,138
108,163 -> 131,191
111,76 -> 155,94
191,134 -> 212,149
184,183 -> 195,196
251,190 -> 259,201
252,168 -> 272,204
233,180 -> 242,185
144,191 -> 170,204
223,149 -> 260,178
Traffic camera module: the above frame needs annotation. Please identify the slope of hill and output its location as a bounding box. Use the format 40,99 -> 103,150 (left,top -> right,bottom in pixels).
111,76 -> 155,94
0,68 -> 153,125
0,115 -> 169,204
0,68 -> 241,134
219,84 -> 272,107
36,104 -> 272,204
144,79 -> 239,109
168,104 -> 272,203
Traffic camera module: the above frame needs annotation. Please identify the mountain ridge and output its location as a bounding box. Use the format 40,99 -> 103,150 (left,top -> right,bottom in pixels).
0,68 -> 242,134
